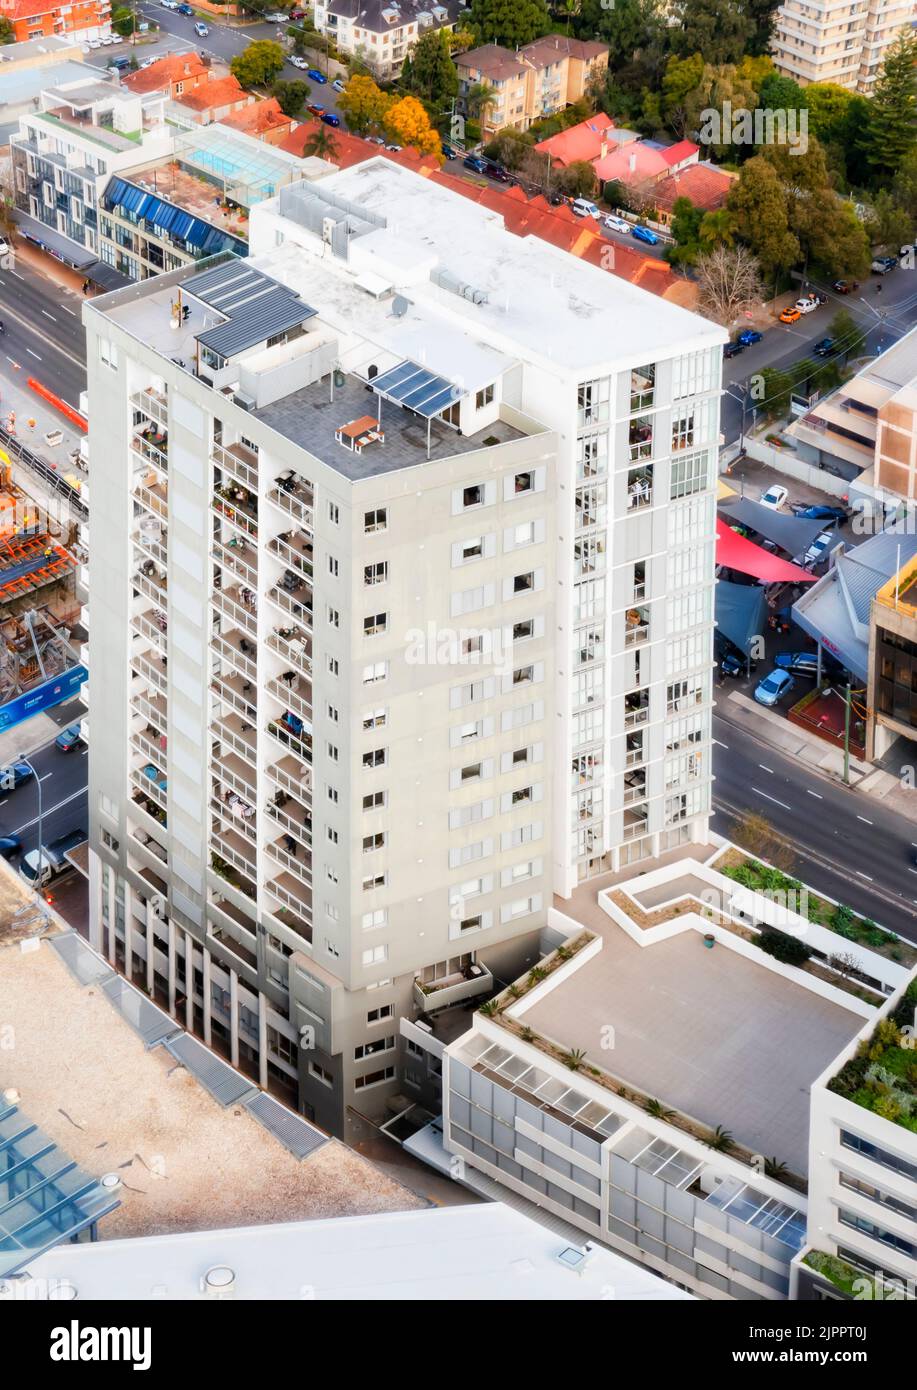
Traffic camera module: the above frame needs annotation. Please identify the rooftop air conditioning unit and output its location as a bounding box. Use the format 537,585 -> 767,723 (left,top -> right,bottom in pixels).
322,215 -> 336,244
233,392 -> 256,412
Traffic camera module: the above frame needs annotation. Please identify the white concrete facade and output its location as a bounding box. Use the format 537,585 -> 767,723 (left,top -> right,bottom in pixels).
773,0 -> 917,94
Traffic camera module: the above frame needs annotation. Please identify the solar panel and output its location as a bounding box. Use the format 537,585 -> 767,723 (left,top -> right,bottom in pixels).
370,359 -> 466,419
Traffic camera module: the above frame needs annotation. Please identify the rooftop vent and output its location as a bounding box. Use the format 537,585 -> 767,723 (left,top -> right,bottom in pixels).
100,1173 -> 123,1192
391,295 -> 410,318
430,266 -> 489,306
202,1266 -> 236,1299
555,1243 -> 595,1275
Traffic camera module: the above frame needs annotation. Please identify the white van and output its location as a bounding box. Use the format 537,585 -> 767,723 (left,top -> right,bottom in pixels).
571,198 -> 600,220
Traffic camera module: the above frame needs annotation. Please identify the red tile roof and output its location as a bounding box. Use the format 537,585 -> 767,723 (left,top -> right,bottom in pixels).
454,43 -> 528,83
121,53 -> 207,94
594,142 -> 669,185
521,35 -> 608,67
220,97 -> 292,137
661,140 -> 699,168
0,0 -> 90,18
652,162 -> 734,213
534,114 -> 617,167
177,74 -> 249,113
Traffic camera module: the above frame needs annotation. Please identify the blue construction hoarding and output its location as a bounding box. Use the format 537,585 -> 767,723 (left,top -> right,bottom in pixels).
0,664 -> 87,734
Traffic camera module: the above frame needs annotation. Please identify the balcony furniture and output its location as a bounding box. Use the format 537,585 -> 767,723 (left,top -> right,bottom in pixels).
335,415 -> 385,454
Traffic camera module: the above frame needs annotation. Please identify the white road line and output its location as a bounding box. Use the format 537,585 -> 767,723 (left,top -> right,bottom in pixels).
42,310 -> 56,321
0,799 -> 7,807
908,867 -> 917,875
806,789 -> 823,799
26,348 -> 41,360
713,738 -> 729,749
758,764 -> 774,774
857,815 -> 873,825
61,306 -> 78,316
38,773 -> 54,782
5,356 -> 15,366
9,785 -> 86,837
751,786 -> 791,811
856,871 -> 874,881
9,269 -> 24,280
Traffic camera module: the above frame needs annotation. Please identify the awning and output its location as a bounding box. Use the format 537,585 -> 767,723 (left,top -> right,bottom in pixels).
719,497 -> 826,558
83,260 -> 132,292
370,360 -> 465,418
716,518 -> 816,585
14,212 -> 95,268
716,580 -> 768,655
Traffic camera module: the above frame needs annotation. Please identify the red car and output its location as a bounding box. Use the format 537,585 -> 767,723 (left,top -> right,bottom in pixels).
832,280 -> 859,294
306,103 -> 325,118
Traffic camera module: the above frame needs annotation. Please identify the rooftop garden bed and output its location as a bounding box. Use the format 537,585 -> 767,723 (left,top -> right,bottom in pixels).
827,980 -> 917,1133
802,1250 -> 896,1299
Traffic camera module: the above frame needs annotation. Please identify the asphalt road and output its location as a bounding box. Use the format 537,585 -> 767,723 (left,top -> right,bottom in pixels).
0,257 -> 87,410
0,704 -> 88,860
712,704 -> 917,943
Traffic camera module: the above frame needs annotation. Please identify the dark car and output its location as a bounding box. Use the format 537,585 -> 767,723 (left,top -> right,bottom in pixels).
484,163 -> 512,183
724,340 -> 746,359
0,834 -> 22,860
55,723 -> 84,753
791,502 -> 849,522
463,155 -> 488,175
813,337 -> 836,357
872,255 -> 897,274
441,143 -> 458,160
737,329 -> 763,346
177,2 -> 193,12
0,761 -> 34,790
321,112 -> 341,126
307,68 -> 327,84
774,651 -> 820,677
547,192 -> 564,205
832,279 -> 859,294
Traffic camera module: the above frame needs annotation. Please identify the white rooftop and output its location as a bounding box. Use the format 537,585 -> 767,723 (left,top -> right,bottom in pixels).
250,158 -> 725,377
19,1202 -> 693,1301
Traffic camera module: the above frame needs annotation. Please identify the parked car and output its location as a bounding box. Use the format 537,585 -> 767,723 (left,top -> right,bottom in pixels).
0,835 -> 22,861
332,77 -> 346,93
547,192 -> 564,206
603,214 -> 630,233
194,21 -> 209,35
803,529 -> 837,568
572,198 -> 601,219
306,103 -> 326,117
290,6 -> 306,15
108,56 -> 131,71
384,143 -> 402,152
790,502 -> 849,522
87,37 -> 102,48
779,306 -> 801,323
463,154 -> 487,174
724,340 -> 746,359
794,297 -> 819,314
832,279 -> 859,294
872,255 -> 897,274
307,68 -> 327,83
177,2 -> 194,12
484,163 -> 512,183
55,723 -> 84,753
321,112 -> 341,126
100,33 -> 114,44
265,11 -> 290,19
813,337 -> 836,357
737,329 -> 762,346
760,484 -> 788,510
774,651 -> 820,677
367,135 -> 386,145
754,668 -> 796,707
441,142 -> 458,160
0,762 -> 33,790
289,55 -> 308,68
631,224 -> 659,245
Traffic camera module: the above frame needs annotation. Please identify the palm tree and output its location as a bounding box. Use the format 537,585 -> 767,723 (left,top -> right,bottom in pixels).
645,1098 -> 675,1121
706,1124 -> 735,1153
764,1156 -> 789,1180
301,123 -> 340,162
467,81 -> 497,137
563,1047 -> 587,1072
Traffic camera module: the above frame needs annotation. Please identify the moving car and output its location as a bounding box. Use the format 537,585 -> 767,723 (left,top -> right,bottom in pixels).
872,255 -> 897,274
307,68 -> 327,83
572,198 -> 601,219
803,528 -> 837,569
813,337 -> 836,357
0,835 -> 22,861
760,484 -> 788,510
289,55 -> 308,68
0,761 -> 34,790
774,652 -> 820,677
631,224 -> 659,245
321,112 -> 340,126
724,340 -> 746,359
737,329 -> 762,346
754,668 -> 796,707
791,502 -> 848,522
603,214 -> 630,233
194,20 -> 209,35
332,77 -> 346,93
55,723 -> 84,753
463,154 -> 487,174
265,11 -> 290,19
441,142 -> 458,160
778,306 -> 801,323
832,279 -> 858,294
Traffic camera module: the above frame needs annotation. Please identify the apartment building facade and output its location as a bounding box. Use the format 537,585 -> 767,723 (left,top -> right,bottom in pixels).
772,0 -> 917,94
312,0 -> 461,81
84,159 -> 722,1136
0,0 -> 110,44
98,169 -> 248,281
456,36 -> 609,136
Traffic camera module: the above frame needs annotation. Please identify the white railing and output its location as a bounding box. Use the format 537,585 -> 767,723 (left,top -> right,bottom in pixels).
212,495 -> 258,539
211,797 -> 257,845
211,720 -> 257,768
266,632 -> 312,679
266,584 -> 313,626
131,434 -> 168,473
266,676 -> 311,723
212,537 -> 258,589
131,651 -> 167,692
267,533 -> 313,579
212,441 -> 258,492
212,586 -> 257,636
133,481 -> 167,519
267,760 -> 312,802
132,729 -> 165,765
265,839 -> 312,889
131,387 -> 168,428
210,677 -> 257,723
212,758 -> 256,803
134,570 -> 167,607
211,632 -> 257,682
266,800 -> 313,848
132,609 -> 167,650
266,485 -> 314,531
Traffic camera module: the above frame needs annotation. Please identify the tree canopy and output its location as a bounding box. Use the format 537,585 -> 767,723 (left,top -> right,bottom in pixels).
230,41 -> 285,89
469,0 -> 550,48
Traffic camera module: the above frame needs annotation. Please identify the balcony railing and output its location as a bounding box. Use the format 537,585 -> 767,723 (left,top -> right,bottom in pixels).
265,837 -> 312,889
131,386 -> 168,428
413,960 -> 493,1011
133,689 -> 167,730
264,895 -> 312,946
212,584 -> 257,637
624,702 -> 649,729
133,478 -> 168,520
210,674 -> 257,724
212,491 -> 258,540
266,480 -> 314,531
266,582 -> 313,627
211,715 -> 257,769
267,755 -> 312,804
132,765 -> 167,809
131,650 -> 168,692
213,535 -> 257,589
131,432 -> 168,474
623,780 -> 647,806
132,607 -> 167,651
266,797 -> 312,849
211,822 -> 257,880
211,751 -> 256,804
265,718 -> 312,768
266,630 -> 312,679
211,630 -> 257,682
134,567 -> 167,607
211,795 -> 257,845
267,531 -> 313,579
624,621 -> 649,648
266,675 -> 312,723
213,440 -> 258,492
132,727 -> 166,766
265,869 -> 312,921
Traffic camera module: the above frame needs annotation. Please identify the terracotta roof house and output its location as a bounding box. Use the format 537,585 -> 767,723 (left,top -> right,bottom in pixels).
174,73 -> 252,124
652,163 -> 736,224
534,113 -> 618,167
456,36 -> 609,136
122,53 -> 209,99
0,0 -> 107,43
220,97 -> 295,146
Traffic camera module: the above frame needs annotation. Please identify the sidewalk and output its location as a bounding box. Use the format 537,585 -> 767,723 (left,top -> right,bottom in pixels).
721,689 -> 917,822
9,237 -> 91,301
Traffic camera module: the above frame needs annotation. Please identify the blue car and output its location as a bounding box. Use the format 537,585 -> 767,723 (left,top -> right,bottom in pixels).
790,503 -> 848,522
55,723 -> 84,753
753,669 -> 796,707
0,834 -> 21,860
738,329 -> 763,346
463,155 -> 488,174
774,652 -> 819,677
307,69 -> 327,83
441,143 -> 458,160
0,761 -> 34,789
631,225 -> 659,245
321,112 -> 341,126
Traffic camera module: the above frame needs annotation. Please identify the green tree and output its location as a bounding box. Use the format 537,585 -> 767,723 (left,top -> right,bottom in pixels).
483,128 -> 534,170
556,159 -> 598,198
576,0 -> 665,64
728,155 -> 799,278
667,195 -> 704,265
230,40 -> 285,90
466,80 -> 498,132
744,0 -> 782,58
866,190 -> 913,253
757,72 -> 807,113
662,51 -> 704,133
111,6 -> 135,37
401,28 -> 458,106
828,307 -> 858,360
754,366 -> 794,421
860,32 -> 917,181
299,122 -> 340,161
760,138 -> 870,278
669,0 -> 753,67
469,0 -> 550,48
272,79 -> 311,117
699,207 -> 736,249
0,17 -> 14,43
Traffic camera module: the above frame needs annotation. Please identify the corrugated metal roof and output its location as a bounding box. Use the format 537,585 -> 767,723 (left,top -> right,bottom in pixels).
184,260 -> 315,359
243,1092 -> 327,1159
100,975 -> 181,1049
163,1033 -> 257,1107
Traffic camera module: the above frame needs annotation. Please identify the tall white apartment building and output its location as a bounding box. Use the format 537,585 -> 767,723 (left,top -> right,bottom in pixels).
83,158 -> 723,1136
772,0 -> 916,94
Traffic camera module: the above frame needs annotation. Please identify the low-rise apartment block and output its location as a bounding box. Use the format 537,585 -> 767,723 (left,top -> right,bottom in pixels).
98,163 -> 248,281
456,36 -> 609,136
313,0 -> 462,81
0,0 -> 110,45
83,157 -> 721,1137
772,0 -> 917,94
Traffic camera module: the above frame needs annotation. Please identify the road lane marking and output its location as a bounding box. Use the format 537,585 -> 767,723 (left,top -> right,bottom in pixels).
42,310 -> 56,321
713,738 -> 729,749
9,785 -> 86,836
857,815 -> 873,824
856,871 -> 874,881
26,348 -> 41,360
807,789 -> 823,799
758,764 -> 774,773
9,269 -> 23,280
751,787 -> 791,810
38,773 -> 53,781
62,306 -> 78,316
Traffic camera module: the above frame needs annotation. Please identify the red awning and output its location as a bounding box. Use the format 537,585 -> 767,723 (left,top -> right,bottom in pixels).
716,518 -> 816,584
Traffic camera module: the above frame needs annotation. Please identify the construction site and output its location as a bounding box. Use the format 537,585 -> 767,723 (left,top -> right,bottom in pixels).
0,454 -> 85,734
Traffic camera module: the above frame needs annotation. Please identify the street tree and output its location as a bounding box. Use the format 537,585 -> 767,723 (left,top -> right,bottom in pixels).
384,95 -> 442,156
727,155 -> 799,278
338,74 -> 392,135
230,41 -> 285,90
861,32 -> 917,180
272,79 -> 311,117
696,244 -> 763,326
466,81 -> 498,131
669,0 -> 753,67
0,17 -> 13,42
401,29 -> 458,107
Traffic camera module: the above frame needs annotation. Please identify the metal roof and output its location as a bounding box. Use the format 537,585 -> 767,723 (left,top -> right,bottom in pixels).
718,497 -> 825,558
183,260 -> 315,359
163,1032 -> 257,1107
0,1101 -> 120,1278
370,359 -> 466,418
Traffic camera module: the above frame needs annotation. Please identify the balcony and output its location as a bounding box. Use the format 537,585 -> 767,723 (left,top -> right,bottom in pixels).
131,425 -> 168,475
212,439 -> 258,492
624,606 -> 649,647
623,805 -> 649,841
212,534 -> 257,589
131,605 -> 167,652
629,418 -> 653,463
133,512 -> 167,569
211,791 -> 257,845
266,788 -> 312,851
210,821 -> 257,883
134,560 -> 167,607
630,366 -> 655,414
211,627 -> 257,682
413,959 -> 494,1012
266,573 -> 313,628
625,733 -> 645,768
623,770 -> 647,806
264,895 -> 312,947
211,731 -> 257,802
131,647 -> 168,693
268,528 -> 313,580
265,868 -> 312,926
211,669 -> 257,724
627,466 -> 653,510
266,673 -> 311,724
265,713 -> 311,769
131,386 -> 168,429
132,760 -> 167,809
132,724 -> 166,767
131,784 -> 167,830
624,691 -> 650,728
267,754 -> 312,805
266,472 -> 314,531
133,471 -> 168,520
265,834 -> 312,890
212,579 -> 257,637
212,483 -> 258,540
132,686 -> 167,732
266,626 -> 312,680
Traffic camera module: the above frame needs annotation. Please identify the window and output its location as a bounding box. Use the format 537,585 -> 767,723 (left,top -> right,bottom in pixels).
461,762 -> 483,782
327,502 -> 340,524
362,908 -> 387,931
460,914 -> 483,933
364,612 -> 387,637
463,484 -> 484,508
363,872 -> 387,891
670,450 -> 710,500
513,664 -> 535,686
363,790 -> 386,810
327,656 -> 339,677
309,1061 -> 333,1087
355,1036 -> 395,1060
838,1210 -> 916,1260
839,1173 -> 916,1223
512,521 -> 536,549
513,471 -> 533,495
327,743 -> 339,762
513,619 -> 534,643
327,704 -> 339,723
98,337 -> 118,371
363,832 -> 386,853
327,786 -> 339,804
364,508 -> 387,533
461,536 -> 484,562
367,1004 -> 394,1024
361,943 -> 388,965
363,707 -> 387,729
354,1066 -> 395,1089
327,606 -> 340,628
672,411 -> 695,452
840,1131 -> 917,1183
101,829 -> 119,852
363,747 -> 387,769
475,384 -> 495,409
364,561 -> 388,586
326,827 -> 339,845
513,571 -> 534,594
328,556 -> 339,577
